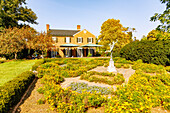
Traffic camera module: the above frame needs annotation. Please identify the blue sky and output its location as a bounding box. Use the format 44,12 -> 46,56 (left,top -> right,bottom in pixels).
26,0 -> 166,40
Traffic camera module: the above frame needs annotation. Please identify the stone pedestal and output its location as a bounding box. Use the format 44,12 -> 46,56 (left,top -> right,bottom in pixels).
107,58 -> 117,72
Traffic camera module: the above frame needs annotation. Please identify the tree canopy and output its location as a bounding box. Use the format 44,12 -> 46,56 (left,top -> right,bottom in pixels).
98,18 -> 133,56
0,27 -> 26,59
147,29 -> 170,40
0,27 -> 53,59
0,0 -> 38,31
150,0 -> 170,32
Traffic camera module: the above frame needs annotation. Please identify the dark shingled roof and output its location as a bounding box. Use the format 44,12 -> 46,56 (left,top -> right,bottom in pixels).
49,29 -> 79,36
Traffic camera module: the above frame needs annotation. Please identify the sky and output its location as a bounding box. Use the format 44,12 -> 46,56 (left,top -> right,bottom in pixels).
26,0 -> 166,40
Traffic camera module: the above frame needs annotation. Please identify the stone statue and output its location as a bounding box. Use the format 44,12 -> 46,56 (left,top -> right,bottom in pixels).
107,40 -> 117,72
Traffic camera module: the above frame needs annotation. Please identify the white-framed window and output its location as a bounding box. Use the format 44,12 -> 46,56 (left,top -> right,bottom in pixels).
77,37 -> 83,43
66,37 -> 70,43
87,37 -> 93,43
52,37 -> 56,43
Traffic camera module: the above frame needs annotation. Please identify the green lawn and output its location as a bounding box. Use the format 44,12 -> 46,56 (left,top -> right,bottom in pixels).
0,59 -> 38,86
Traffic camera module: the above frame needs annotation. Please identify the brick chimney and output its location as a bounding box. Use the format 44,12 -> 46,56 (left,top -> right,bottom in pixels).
77,25 -> 81,31
46,24 -> 50,32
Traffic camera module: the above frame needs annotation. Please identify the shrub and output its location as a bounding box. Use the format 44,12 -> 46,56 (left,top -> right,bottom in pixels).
0,58 -> 6,63
87,53 -> 92,57
0,71 -> 35,113
165,66 -> 170,72
32,59 -> 45,71
80,71 -> 124,85
120,40 -> 170,66
37,99 -> 46,104
123,64 -> 130,68
115,63 -> 122,68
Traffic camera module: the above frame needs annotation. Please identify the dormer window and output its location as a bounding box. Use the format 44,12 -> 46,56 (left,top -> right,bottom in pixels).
87,37 -> 93,43
77,37 -> 83,43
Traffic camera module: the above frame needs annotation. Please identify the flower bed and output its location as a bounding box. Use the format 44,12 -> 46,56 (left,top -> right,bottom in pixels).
36,57 -> 170,112
132,59 -> 166,74
68,82 -> 114,95
80,71 -> 125,85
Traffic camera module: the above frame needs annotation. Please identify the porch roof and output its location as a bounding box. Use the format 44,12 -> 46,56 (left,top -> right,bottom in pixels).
60,44 -> 79,47
81,44 -> 102,47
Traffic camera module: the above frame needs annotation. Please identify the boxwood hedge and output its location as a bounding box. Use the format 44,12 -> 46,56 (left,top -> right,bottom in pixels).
120,40 -> 170,66
0,71 -> 35,113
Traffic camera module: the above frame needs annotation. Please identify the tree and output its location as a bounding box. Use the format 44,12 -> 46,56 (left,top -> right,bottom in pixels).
0,0 -> 37,31
150,0 -> 170,32
98,19 -> 133,56
147,29 -> 170,40
34,32 -> 53,57
0,27 -> 26,59
141,35 -> 147,41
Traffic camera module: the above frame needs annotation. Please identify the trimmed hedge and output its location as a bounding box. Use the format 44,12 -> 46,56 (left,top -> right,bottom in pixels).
0,71 -> 35,113
32,59 -> 45,71
120,40 -> 170,66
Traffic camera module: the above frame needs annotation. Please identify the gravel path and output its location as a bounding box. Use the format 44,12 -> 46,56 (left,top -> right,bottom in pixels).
60,66 -> 135,90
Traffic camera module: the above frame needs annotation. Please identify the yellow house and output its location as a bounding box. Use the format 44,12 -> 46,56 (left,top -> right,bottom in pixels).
46,24 -> 101,57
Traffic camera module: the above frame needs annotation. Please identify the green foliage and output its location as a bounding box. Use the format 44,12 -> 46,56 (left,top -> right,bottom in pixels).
105,69 -> 170,112
32,59 -> 45,71
80,71 -> 125,85
37,59 -> 108,78
132,61 -> 166,74
120,40 -> 170,66
0,71 -> 35,113
0,0 -> 37,30
0,58 -> 6,63
165,66 -> 170,72
37,75 -> 107,112
87,53 -> 92,57
114,63 -> 122,68
37,99 -> 46,105
35,58 -> 170,112
150,0 -> 170,32
147,30 -> 170,40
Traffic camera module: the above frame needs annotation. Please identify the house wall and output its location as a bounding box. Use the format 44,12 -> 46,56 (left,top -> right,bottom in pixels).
51,29 -> 96,57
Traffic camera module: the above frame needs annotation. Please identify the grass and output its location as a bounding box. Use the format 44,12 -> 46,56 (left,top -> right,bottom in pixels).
0,59 -> 39,86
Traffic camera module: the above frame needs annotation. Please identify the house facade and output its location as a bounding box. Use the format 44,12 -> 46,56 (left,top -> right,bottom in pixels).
46,24 -> 101,58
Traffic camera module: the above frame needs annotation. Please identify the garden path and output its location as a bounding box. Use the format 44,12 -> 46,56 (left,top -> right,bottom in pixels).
60,66 -> 135,90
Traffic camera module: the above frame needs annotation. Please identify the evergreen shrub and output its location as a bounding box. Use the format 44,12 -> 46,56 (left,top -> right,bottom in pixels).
120,40 -> 170,66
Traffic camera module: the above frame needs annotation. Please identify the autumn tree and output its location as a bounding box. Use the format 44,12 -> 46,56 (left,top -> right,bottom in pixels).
98,19 -> 133,56
147,29 -> 170,40
150,0 -> 170,32
34,32 -> 53,57
0,0 -> 37,31
0,27 -> 26,59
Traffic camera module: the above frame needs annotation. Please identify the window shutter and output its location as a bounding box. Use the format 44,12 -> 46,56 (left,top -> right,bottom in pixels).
92,38 -> 93,43
82,38 -> 83,43
65,37 -> 66,42
70,37 -> 71,43
87,38 -> 89,43
56,38 -> 58,43
77,38 -> 78,43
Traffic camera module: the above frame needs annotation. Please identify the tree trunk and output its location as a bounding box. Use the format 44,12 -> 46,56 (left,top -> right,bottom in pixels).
15,53 -> 17,60
42,51 -> 44,59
